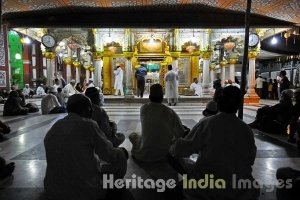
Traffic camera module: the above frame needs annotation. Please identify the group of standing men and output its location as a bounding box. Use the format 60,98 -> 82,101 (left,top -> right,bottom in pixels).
135,64 -> 179,105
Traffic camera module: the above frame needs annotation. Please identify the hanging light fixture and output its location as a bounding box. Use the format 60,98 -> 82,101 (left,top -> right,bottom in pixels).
20,28 -> 31,44
284,31 -> 291,46
191,29 -> 197,43
271,28 -> 277,45
271,36 -> 278,45
106,28 -> 112,44
223,36 -> 235,52
149,34 -> 154,44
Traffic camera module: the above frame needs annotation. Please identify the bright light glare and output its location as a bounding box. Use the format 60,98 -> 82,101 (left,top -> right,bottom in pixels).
271,36 -> 277,45
106,36 -> 112,43
24,37 -> 31,44
191,36 -> 197,43
15,53 -> 22,60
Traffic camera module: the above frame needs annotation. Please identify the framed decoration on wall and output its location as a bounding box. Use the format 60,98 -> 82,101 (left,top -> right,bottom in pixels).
0,70 -> 6,87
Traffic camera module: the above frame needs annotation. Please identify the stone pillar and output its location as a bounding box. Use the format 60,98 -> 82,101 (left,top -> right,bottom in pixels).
93,52 -> 102,88
42,56 -> 47,78
85,69 -> 90,82
45,52 -> 56,86
201,51 -> 212,95
209,64 -> 216,89
220,60 -> 227,87
124,52 -> 134,98
73,61 -> 81,83
102,50 -> 112,94
63,57 -> 72,83
244,51 -> 260,105
191,51 -> 200,82
31,44 -> 37,82
228,58 -> 237,82
173,29 -> 181,52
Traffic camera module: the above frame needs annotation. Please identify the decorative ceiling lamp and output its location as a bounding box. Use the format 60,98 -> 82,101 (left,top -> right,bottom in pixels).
284,31 -> 291,46
186,29 -> 197,53
186,44 -> 196,54
106,28 -> 112,44
223,37 -> 235,53
20,28 -> 31,44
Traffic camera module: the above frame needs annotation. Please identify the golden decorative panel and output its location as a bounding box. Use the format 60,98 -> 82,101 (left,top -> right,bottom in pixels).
138,39 -> 164,53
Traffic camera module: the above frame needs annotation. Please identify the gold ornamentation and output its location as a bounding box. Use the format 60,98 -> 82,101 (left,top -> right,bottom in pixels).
200,50 -> 212,60
227,58 -> 238,64
44,51 -> 56,59
220,60 -> 228,67
63,57 -> 72,65
170,51 -> 181,58
123,51 -> 133,59
93,51 -> 103,60
73,61 -> 81,68
209,64 -> 216,71
89,66 -> 96,72
248,50 -> 258,59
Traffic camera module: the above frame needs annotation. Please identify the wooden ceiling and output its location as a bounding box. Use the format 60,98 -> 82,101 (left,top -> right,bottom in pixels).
1,0 -> 300,28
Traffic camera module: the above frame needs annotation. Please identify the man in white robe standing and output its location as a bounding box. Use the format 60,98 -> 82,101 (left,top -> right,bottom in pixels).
164,65 -> 178,106
114,66 -> 124,96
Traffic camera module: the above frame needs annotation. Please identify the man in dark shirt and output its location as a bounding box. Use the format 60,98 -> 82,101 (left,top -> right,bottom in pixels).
135,64 -> 147,98
279,70 -> 290,94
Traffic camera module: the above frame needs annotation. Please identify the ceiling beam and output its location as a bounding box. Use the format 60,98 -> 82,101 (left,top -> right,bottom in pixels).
3,5 -> 296,29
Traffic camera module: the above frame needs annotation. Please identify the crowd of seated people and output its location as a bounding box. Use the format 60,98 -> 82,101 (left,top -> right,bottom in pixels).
2,80 -> 299,199
41,84 -> 262,200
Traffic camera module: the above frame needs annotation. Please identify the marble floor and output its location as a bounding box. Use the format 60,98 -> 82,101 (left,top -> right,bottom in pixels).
0,99 -> 299,200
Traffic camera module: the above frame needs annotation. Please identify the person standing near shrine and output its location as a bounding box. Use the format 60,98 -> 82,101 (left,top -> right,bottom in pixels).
164,65 -> 178,106
114,66 -> 124,96
135,64 -> 147,98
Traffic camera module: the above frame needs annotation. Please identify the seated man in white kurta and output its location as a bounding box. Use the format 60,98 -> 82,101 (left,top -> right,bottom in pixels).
190,78 -> 202,96
129,84 -> 185,162
63,79 -> 77,97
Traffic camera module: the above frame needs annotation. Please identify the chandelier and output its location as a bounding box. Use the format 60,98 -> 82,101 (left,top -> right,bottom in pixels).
224,41 -> 235,52
186,45 -> 196,53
